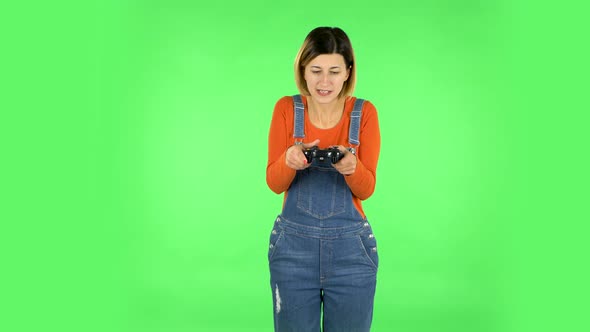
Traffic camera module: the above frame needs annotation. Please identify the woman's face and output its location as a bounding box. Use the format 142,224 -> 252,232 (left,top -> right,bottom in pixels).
304,53 -> 350,104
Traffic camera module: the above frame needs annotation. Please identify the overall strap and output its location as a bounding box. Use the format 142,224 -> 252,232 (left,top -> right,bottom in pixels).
348,98 -> 365,146
292,94 -> 305,143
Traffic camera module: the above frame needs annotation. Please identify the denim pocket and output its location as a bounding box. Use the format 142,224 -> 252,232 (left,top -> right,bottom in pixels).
357,228 -> 379,270
268,224 -> 284,262
296,167 -> 347,219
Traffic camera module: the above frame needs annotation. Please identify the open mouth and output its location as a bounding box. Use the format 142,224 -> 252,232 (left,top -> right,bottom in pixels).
317,89 -> 332,96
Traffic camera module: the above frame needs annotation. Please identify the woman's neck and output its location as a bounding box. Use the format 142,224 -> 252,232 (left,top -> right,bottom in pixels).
307,96 -> 347,129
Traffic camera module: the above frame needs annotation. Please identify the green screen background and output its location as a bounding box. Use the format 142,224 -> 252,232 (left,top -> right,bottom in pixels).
3,1 -> 588,331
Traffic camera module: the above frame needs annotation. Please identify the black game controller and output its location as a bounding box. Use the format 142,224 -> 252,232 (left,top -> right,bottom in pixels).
303,146 -> 344,164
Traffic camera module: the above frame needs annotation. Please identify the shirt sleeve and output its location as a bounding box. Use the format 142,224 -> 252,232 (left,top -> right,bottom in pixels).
266,97 -> 296,194
344,101 -> 381,200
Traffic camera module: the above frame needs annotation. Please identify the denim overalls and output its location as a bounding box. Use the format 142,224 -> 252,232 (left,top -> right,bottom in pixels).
269,95 -> 378,332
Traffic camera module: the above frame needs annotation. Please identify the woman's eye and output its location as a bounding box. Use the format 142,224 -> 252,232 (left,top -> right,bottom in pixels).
330,72 -> 340,75
312,71 -> 321,74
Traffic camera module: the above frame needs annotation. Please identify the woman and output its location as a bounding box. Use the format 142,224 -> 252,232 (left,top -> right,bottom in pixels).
266,27 -> 381,332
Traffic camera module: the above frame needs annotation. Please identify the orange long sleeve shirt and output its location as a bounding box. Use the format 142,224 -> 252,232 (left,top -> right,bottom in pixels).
266,95 -> 381,218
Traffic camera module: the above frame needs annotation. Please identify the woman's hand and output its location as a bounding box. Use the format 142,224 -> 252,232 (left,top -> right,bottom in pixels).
332,145 -> 357,175
285,139 -> 320,170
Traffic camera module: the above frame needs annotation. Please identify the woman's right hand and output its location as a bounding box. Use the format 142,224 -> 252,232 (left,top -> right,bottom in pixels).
285,139 -> 320,170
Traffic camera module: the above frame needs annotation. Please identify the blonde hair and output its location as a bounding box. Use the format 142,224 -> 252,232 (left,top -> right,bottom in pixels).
294,27 -> 357,98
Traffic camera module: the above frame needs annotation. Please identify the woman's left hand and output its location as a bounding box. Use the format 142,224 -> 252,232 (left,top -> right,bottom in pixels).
332,145 -> 357,175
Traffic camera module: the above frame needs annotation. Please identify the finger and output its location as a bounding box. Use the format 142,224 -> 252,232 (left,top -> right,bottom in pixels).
288,145 -> 305,160
295,149 -> 309,166
286,150 -> 304,169
302,139 -> 320,149
291,157 -> 307,169
335,145 -> 348,153
293,149 -> 313,169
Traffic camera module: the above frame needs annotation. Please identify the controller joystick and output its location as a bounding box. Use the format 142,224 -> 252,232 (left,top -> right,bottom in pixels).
302,146 -> 315,164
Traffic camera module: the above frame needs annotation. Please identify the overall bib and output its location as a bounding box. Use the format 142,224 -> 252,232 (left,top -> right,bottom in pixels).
269,95 -> 378,332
